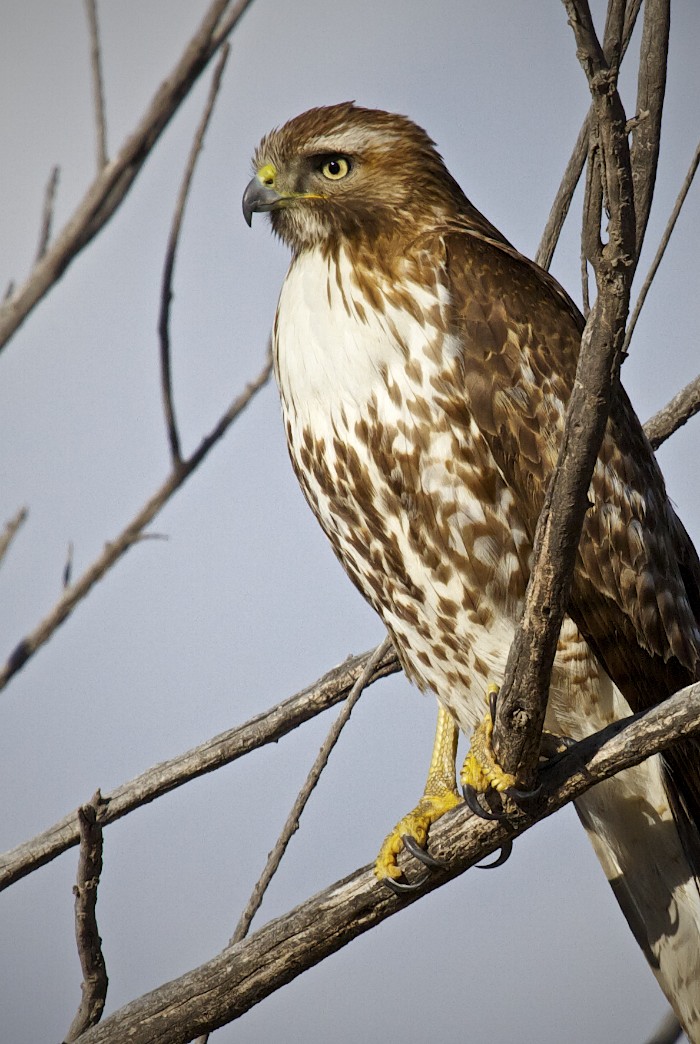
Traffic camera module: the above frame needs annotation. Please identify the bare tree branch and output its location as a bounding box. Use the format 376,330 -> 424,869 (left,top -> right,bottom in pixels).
0,0 -> 254,353
644,371 -> 700,451
34,166 -> 60,263
625,139 -> 700,353
84,0 -> 108,171
629,0 -> 670,260
159,44 -> 231,466
0,354 -> 272,693
64,794 -> 108,1042
73,680 -> 700,1044
493,0 -> 637,785
0,642 -> 400,892
0,506 -> 27,568
231,636 -> 393,947
535,0 -> 642,271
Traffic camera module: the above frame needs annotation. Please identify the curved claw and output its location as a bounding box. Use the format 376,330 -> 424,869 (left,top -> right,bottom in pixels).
462,783 -> 507,821
401,834 -> 446,869
476,840 -> 513,869
487,685 -> 499,725
382,871 -> 430,895
506,782 -> 543,813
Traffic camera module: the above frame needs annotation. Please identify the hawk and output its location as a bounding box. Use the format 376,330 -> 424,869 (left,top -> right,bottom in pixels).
243,103 -> 700,1037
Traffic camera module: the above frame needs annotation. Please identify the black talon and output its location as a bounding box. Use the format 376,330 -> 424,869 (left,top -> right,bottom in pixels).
488,686 -> 499,725
402,834 -> 446,869
382,871 -> 429,895
506,782 -> 543,813
462,783 -> 507,821
476,840 -> 513,869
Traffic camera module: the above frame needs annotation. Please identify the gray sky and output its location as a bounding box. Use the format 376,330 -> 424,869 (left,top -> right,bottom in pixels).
1,2 -> 698,1041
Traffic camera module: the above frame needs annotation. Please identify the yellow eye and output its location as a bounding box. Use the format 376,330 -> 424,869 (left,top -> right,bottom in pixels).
321,157 -> 350,180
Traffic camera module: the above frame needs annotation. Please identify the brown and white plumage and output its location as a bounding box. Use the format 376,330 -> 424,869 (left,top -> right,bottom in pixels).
244,103 -> 700,1036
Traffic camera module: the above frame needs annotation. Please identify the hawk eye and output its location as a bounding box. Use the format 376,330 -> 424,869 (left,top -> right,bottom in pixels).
320,157 -> 351,180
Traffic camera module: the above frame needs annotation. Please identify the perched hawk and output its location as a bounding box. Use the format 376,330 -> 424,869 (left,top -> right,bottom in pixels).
243,103 -> 700,1037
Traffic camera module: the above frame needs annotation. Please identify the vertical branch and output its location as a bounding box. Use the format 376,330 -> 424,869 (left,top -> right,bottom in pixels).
158,43 -> 231,466
630,0 -> 670,260
84,0 -> 108,170
64,794 -> 108,1042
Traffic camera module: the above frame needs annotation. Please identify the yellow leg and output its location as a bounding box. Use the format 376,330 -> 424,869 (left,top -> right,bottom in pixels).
375,704 -> 461,883
460,684 -> 517,795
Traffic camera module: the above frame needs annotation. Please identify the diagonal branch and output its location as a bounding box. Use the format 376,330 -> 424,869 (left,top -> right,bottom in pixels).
644,371 -> 700,451
230,636 -> 393,946
624,139 -> 700,353
0,642 -> 400,892
0,354 -> 272,694
73,679 -> 700,1044
0,0 -> 254,353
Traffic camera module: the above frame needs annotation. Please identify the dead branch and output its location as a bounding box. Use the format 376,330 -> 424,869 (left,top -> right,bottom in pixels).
0,354 -> 272,694
493,0 -> 637,785
73,680 -> 700,1044
0,642 -> 400,892
159,44 -> 231,466
231,636 -> 393,946
625,139 -> 700,353
34,166 -> 60,263
644,372 -> 700,450
535,0 -> 642,271
64,793 -> 109,1042
84,0 -> 108,171
0,507 -> 27,568
0,0 -> 254,353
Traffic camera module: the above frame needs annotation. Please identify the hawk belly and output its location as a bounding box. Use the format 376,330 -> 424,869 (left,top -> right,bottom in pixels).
274,245 -> 700,1034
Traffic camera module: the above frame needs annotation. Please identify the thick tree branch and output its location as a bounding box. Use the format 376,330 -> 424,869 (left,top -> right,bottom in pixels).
75,680 -> 700,1044
0,354 -> 272,693
629,0 -> 670,261
64,794 -> 108,1042
0,643 -> 400,891
493,0 -> 636,785
0,0 -> 254,353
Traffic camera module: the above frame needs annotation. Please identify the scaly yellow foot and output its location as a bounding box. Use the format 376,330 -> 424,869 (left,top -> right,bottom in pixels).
460,684 -> 516,796
375,705 -> 459,886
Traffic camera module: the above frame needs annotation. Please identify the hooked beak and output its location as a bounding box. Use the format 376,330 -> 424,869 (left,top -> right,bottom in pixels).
242,174 -> 283,227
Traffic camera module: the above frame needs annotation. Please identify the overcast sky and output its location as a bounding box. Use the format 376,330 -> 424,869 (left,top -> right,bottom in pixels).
1,2 -> 699,1042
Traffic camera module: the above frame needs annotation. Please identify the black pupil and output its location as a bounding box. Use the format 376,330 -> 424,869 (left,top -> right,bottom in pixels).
328,159 -> 341,175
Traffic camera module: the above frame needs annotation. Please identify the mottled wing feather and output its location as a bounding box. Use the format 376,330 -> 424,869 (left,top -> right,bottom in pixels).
442,227 -> 700,689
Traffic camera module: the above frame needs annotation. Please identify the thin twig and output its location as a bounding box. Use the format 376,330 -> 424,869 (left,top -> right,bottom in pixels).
84,0 -> 108,170
0,643 -> 400,892
159,44 -> 231,466
624,139 -> 700,353
0,0 -> 255,353
232,635 -> 393,946
34,166 -> 60,263
535,0 -> 642,271
63,541 -> 74,588
0,354 -> 272,693
0,507 -> 28,568
73,680 -> 700,1044
64,793 -> 109,1041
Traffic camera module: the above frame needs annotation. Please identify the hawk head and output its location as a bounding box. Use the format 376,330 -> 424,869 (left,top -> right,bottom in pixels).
242,102 -> 468,252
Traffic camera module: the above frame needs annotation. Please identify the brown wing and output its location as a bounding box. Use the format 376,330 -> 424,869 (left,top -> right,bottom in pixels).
440,224 -> 700,834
